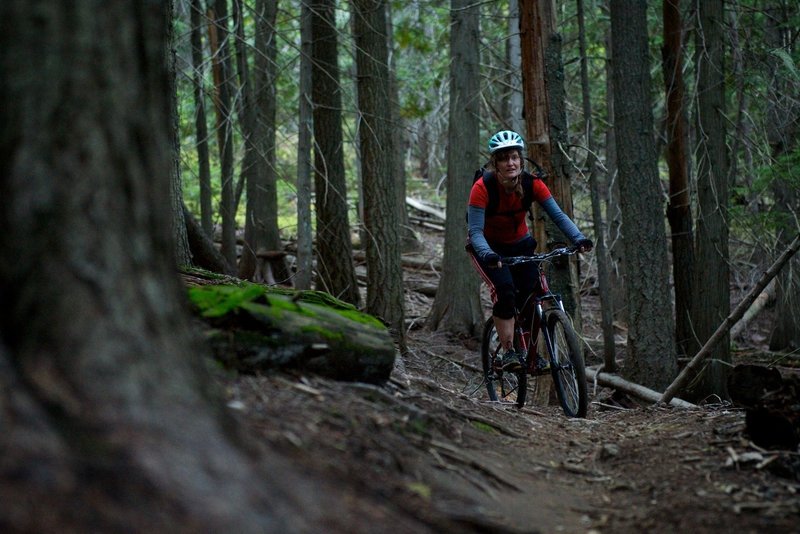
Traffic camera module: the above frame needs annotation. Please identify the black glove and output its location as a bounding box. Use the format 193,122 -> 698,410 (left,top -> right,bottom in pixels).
576,238 -> 593,252
483,251 -> 501,268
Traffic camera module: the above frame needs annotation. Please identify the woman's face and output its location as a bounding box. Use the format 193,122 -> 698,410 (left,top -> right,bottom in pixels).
495,149 -> 522,187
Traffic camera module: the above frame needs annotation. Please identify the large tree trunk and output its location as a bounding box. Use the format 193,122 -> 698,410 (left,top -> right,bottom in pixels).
687,0 -> 731,401
610,0 -> 677,391
353,0 -> 406,346
427,0 -> 483,336
765,3 -> 800,352
520,0 -> 582,327
663,0 -> 694,358
310,0 -> 360,306
0,4 -> 433,531
0,3 -> 302,530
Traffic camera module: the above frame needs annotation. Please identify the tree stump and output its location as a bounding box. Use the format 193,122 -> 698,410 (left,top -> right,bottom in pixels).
728,364 -> 800,451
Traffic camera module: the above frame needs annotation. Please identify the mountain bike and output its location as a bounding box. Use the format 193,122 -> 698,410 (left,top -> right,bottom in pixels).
481,246 -> 588,417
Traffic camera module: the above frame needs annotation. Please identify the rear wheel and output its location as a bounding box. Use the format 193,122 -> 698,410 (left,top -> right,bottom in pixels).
481,317 -> 527,407
543,309 -> 587,417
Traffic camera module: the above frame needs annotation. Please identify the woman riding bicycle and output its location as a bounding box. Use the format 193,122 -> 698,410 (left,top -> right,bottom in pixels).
467,130 -> 593,372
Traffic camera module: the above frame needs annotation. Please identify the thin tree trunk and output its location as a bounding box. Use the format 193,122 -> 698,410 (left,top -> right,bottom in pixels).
663,0 -> 694,357
688,0 -> 731,400
508,0 -> 525,135
386,2 -> 421,253
604,26 -> 626,324
295,1 -> 314,290
610,0 -> 677,391
520,0 -> 582,327
352,0 -> 406,347
168,0 -> 191,267
233,0 -> 259,280
577,0 -> 615,370
208,1 -> 237,266
190,0 -> 214,236
426,0 -> 483,335
252,0 -> 288,284
310,0 -> 360,305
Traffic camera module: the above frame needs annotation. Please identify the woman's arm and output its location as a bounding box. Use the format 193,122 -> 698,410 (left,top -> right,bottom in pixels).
467,205 -> 495,259
540,197 -> 586,244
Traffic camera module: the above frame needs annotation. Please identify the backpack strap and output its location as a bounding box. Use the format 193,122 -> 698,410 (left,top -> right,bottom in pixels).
473,168 -> 538,218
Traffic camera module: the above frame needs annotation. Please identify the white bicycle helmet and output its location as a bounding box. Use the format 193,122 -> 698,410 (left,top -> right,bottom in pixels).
488,130 -> 524,154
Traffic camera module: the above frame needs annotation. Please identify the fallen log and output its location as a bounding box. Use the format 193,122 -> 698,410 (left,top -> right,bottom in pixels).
353,250 -> 442,271
730,279 -> 776,340
406,196 -> 445,220
660,233 -> 800,404
185,278 -> 396,384
586,367 -> 695,408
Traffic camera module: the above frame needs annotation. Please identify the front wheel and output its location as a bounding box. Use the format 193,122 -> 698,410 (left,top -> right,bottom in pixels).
481,317 -> 527,407
543,309 -> 587,417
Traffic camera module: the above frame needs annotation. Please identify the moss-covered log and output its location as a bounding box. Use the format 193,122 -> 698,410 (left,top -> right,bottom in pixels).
188,283 -> 396,384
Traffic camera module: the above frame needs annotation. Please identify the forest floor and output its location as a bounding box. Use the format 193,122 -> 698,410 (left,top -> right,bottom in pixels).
219,235 -> 800,533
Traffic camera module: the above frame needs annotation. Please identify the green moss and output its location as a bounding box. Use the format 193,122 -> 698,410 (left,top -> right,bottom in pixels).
301,325 -> 345,341
406,482 -> 432,500
188,283 -> 385,329
471,421 -> 497,434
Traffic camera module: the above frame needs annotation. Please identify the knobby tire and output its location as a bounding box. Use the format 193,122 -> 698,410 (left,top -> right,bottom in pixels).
481,317 -> 527,408
544,309 -> 587,417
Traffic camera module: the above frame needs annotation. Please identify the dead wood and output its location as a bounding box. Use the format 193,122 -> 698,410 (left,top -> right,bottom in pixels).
185,273 -> 396,384
586,367 -> 695,408
406,196 -> 445,220
730,279 -> 776,340
661,233 -> 800,404
183,201 -> 236,275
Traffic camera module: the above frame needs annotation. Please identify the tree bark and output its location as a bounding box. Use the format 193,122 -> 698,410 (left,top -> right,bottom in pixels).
207,1 -> 238,266
765,3 -> 800,352
0,3 -> 322,530
663,0 -> 694,358
610,0 -> 677,391
352,0 -> 406,347
168,0 -> 192,267
578,0 -> 616,370
687,0 -> 731,400
190,0 -> 215,236
310,0 -> 361,306
426,0 -> 483,336
520,0 -> 582,327
295,1 -> 315,290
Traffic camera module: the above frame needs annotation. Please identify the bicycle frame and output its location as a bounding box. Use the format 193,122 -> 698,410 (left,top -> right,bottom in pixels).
505,247 -> 576,375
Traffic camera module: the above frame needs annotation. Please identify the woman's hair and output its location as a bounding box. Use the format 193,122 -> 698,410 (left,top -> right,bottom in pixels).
488,148 -> 525,198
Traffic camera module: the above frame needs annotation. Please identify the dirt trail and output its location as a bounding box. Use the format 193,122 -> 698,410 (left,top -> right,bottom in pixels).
225,328 -> 799,533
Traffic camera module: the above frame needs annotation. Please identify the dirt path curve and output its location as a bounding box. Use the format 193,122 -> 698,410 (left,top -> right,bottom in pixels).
226,329 -> 799,533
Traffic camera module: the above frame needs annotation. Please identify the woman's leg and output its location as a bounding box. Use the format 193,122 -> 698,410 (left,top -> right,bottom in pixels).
494,315 -> 515,350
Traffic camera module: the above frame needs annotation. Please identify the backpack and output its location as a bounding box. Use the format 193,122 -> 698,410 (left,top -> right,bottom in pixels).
471,158 -> 547,218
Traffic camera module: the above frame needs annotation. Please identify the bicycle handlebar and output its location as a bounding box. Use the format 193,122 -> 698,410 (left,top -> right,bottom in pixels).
501,245 -> 579,266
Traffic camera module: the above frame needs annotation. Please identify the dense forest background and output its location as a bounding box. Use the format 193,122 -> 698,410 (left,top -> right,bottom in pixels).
2,1 -> 799,531
173,0 -> 799,395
